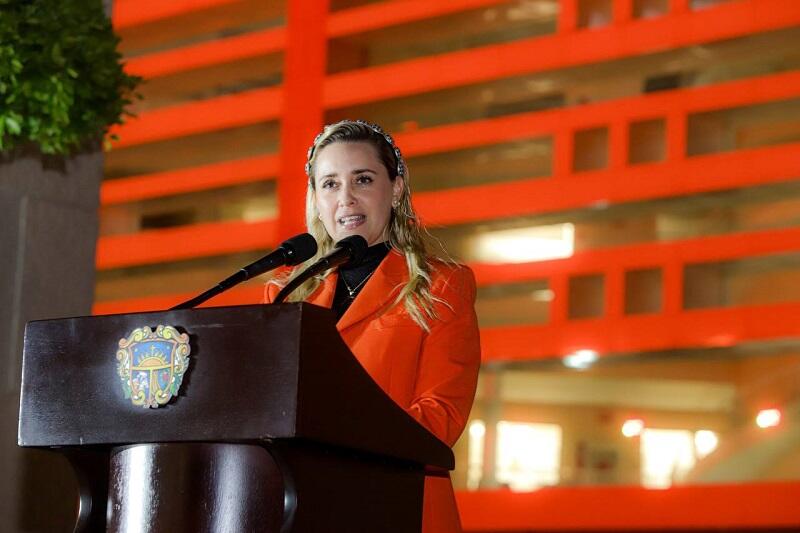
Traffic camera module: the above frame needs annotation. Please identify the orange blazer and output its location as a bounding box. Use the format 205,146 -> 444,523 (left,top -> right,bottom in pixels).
265,250 -> 481,533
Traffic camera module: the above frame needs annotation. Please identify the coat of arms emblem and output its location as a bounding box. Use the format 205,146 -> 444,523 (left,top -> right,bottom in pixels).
116,325 -> 191,408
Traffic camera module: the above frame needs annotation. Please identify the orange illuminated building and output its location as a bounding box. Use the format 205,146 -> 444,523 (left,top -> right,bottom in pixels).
100,0 -> 800,530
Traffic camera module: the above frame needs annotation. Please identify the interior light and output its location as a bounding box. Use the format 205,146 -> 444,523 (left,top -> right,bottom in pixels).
531,289 -> 554,302
467,420 -> 486,491
495,421 -> 562,490
622,418 -> 644,438
507,1 -> 559,20
756,408 -> 781,429
472,223 -> 574,264
641,428 -> 696,488
562,349 -> 598,370
469,420 -> 486,439
694,430 -> 719,458
241,202 -> 275,222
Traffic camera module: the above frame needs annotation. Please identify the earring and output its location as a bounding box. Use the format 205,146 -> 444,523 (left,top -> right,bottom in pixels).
392,198 -> 399,209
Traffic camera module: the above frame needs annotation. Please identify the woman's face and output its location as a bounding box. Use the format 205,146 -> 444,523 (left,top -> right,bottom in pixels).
313,141 -> 403,246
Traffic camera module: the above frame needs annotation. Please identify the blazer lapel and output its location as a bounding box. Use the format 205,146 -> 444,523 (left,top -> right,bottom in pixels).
336,250 -> 408,332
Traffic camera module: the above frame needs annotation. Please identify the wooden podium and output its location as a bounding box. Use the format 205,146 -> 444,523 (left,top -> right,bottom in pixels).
18,303 -> 453,532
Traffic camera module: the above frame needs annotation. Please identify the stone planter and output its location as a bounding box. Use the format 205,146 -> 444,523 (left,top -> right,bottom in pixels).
0,146 -> 103,531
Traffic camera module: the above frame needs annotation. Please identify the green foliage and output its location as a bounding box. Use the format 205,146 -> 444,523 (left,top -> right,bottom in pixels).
0,0 -> 140,155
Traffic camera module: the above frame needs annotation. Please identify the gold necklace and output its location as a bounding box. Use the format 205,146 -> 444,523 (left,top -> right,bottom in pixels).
341,272 -> 373,298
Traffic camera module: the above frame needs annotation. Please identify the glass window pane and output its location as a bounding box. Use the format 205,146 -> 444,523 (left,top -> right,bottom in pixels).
467,420 -> 486,490
106,122 -> 280,178
454,342 -> 800,489
327,1 -> 558,73
118,0 -> 285,57
132,52 -> 283,113
641,429 -> 696,488
684,253 -> 800,309
629,118 -> 666,164
569,273 -> 605,319
577,0 -> 612,29
431,182 -> 800,264
99,181 -> 276,236
573,127 -> 609,172
95,251 -> 271,303
496,421 -> 562,490
408,137 -> 552,193
687,98 -> 800,157
476,281 -> 551,327
633,0 -> 669,19
327,28 -> 800,132
625,268 -> 662,315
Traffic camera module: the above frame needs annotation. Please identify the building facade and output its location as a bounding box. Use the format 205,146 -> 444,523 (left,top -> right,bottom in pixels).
101,0 -> 800,529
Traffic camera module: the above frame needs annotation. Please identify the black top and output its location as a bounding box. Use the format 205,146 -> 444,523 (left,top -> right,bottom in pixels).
332,241 -> 391,319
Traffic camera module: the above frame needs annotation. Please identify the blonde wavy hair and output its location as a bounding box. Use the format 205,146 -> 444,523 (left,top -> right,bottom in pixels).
277,120 -> 441,330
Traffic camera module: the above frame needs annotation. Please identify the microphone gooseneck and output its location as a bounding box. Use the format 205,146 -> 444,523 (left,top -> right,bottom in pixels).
170,233 -> 318,310
273,235 -> 368,305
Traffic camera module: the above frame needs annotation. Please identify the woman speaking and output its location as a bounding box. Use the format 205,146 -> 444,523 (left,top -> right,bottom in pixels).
265,120 -> 481,533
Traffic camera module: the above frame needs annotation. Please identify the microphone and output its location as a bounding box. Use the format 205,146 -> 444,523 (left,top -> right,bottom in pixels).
273,235 -> 368,304
171,233 -> 318,310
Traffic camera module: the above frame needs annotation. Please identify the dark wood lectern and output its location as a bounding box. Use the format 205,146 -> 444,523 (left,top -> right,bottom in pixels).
18,303 -> 454,532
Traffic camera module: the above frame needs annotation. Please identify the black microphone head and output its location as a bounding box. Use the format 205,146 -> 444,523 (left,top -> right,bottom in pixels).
280,233 -> 318,266
335,235 -> 369,265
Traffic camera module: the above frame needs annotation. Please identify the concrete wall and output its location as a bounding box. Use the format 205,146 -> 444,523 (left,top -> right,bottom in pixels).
0,148 -> 102,532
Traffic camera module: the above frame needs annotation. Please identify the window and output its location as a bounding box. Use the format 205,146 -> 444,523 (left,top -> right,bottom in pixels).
640,428 -> 719,487
467,420 -> 486,490
496,421 -> 562,490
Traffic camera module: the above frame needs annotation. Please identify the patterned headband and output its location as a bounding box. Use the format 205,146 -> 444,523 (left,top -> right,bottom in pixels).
305,119 -> 406,179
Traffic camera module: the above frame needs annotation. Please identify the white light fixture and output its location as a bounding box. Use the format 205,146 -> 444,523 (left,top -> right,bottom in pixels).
531,289 -> 555,302
756,408 -> 781,429
694,430 -> 718,458
622,418 -> 644,438
562,349 -> 598,370
473,223 -> 574,264
469,420 -> 486,439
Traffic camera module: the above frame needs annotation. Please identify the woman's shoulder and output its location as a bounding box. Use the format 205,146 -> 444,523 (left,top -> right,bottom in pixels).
427,257 -> 476,298
428,256 -> 475,279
